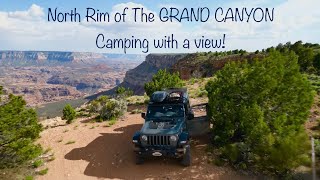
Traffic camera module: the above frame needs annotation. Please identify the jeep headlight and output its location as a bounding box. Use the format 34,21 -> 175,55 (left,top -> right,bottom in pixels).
141,135 -> 148,141
170,135 -> 177,142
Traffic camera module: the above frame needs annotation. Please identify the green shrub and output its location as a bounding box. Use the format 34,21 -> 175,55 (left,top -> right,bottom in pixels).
188,78 -> 197,85
144,69 -> 184,96
108,119 -> 117,126
206,51 -> 314,175
144,99 -> 150,104
32,159 -> 43,168
62,104 -> 76,124
116,87 -> 134,97
126,95 -> 149,105
76,111 -> 86,117
196,89 -> 207,97
37,168 -> 48,175
25,175 -> 34,180
89,96 -> 127,121
0,90 -> 42,168
131,109 -> 143,114
315,139 -> 320,157
221,143 -> 241,163
213,158 -> 224,166
307,74 -> 320,93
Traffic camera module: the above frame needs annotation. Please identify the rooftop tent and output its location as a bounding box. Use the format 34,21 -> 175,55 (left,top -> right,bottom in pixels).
149,88 -> 188,104
150,91 -> 168,103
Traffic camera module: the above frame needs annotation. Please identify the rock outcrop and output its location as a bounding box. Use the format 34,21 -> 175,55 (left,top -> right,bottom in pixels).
120,54 -> 186,94
92,53 -> 263,97
171,53 -> 263,80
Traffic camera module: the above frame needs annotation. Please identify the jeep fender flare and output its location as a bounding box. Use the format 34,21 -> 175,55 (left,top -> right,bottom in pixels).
178,132 -> 189,145
132,131 -> 141,143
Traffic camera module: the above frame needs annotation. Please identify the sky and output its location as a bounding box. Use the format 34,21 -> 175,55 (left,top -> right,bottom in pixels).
0,0 -> 319,54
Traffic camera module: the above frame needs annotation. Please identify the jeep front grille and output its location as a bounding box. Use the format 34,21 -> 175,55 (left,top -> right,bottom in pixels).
147,135 -> 171,146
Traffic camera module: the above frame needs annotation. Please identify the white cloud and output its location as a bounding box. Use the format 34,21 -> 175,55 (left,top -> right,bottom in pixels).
0,4 -> 100,52
195,0 -> 320,50
0,2 -> 187,54
274,0 -> 320,31
8,4 -> 44,21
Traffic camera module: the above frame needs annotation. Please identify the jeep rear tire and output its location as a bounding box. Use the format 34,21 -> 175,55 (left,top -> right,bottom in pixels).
181,145 -> 191,167
135,155 -> 144,165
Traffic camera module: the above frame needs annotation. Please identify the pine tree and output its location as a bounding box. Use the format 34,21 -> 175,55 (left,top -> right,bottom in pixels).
144,69 -> 184,96
0,88 -> 42,168
62,104 -> 76,124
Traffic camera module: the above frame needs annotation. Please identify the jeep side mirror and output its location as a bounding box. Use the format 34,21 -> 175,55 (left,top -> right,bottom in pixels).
141,113 -> 146,119
188,113 -> 194,120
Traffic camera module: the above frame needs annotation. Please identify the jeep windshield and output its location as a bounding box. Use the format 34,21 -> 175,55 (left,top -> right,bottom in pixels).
146,104 -> 185,121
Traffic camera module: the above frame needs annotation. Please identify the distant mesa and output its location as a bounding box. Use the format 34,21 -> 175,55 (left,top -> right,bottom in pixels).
0,51 -> 106,65
86,53 -> 186,99
0,51 -> 144,106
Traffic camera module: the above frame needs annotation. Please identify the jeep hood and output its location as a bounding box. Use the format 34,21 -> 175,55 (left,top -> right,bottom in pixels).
140,118 -> 183,135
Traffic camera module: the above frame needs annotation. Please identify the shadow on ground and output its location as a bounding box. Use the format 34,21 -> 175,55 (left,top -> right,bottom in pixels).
64,124 -> 239,179
64,124 -> 183,179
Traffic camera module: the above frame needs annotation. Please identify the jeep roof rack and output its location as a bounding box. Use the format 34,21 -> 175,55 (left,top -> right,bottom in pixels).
149,88 -> 188,104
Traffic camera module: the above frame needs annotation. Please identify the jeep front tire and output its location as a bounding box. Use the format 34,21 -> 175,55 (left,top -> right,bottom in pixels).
181,145 -> 191,166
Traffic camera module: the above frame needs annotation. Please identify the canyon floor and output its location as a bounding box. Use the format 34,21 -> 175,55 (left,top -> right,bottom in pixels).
37,113 -> 253,180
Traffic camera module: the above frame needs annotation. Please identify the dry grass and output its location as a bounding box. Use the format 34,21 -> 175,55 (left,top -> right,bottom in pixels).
65,140 -> 76,145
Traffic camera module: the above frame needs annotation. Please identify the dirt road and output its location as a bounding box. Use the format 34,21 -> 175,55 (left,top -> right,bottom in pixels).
38,113 -> 252,180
